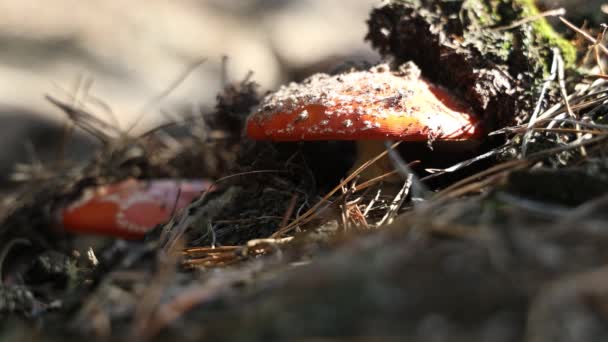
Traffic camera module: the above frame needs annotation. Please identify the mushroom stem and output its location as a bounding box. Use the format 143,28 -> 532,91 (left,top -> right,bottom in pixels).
349,140 -> 400,182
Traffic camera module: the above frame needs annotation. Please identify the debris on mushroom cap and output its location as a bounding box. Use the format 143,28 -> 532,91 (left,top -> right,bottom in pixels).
59,178 -> 212,239
246,63 -> 479,141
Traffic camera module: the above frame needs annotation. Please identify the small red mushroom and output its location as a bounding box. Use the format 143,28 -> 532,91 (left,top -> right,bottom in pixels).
246,63 -> 480,180
59,178 -> 212,239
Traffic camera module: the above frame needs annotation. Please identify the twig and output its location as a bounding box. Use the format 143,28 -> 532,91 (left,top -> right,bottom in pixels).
553,47 -> 586,156
377,175 -> 412,226
434,159 -> 531,200
184,245 -> 239,255
595,25 -> 608,73
528,127 -> 607,135
279,193 -> 299,228
270,142 -> 401,238
492,117 -> 608,136
207,221 -> 217,248
527,134 -> 608,159
494,8 -> 565,31
45,95 -> 120,143
522,49 -> 559,157
383,140 -> 428,200
362,188 -> 382,217
560,17 -> 608,55
354,170 -> 399,192
421,147 -> 504,182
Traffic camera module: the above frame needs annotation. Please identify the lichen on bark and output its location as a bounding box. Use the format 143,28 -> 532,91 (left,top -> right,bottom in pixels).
366,0 -> 577,130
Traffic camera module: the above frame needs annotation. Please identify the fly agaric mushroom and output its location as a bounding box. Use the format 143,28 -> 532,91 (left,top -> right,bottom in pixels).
246,63 -> 479,180
59,178 -> 212,239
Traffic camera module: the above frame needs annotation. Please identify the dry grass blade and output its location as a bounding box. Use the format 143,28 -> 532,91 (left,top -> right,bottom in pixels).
182,237 -> 293,268
527,134 -> 608,159
522,49 -> 558,157
354,167 -> 415,192
280,193 -> 299,228
421,148 -> 503,182
596,25 -> 608,74
161,170 -> 286,254
492,116 -> 608,136
339,180 -> 360,231
434,132 -> 608,202
437,171 -> 510,201
574,21 -> 608,73
384,140 -> 428,199
184,245 -> 239,253
433,159 -> 531,200
270,141 -> 401,238
560,17 -> 608,55
377,176 -> 412,226
494,7 -> 565,31
530,127 -> 608,135
551,48 -> 586,156
46,95 -> 122,143
182,252 -> 242,268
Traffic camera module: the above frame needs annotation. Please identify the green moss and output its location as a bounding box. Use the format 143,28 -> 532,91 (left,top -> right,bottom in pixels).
462,0 -> 576,75
516,0 -> 577,68
467,0 -> 497,26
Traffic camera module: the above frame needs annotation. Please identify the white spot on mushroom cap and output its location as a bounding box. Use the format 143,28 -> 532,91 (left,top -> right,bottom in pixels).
251,63 -> 423,122
296,109 -> 309,122
248,62 -> 476,140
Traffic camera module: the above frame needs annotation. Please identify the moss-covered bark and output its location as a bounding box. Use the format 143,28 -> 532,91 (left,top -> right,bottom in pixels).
366,0 -> 576,131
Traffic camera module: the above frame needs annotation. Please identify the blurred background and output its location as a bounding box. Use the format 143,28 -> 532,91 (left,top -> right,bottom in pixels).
0,0 -> 380,183
1,0 -> 606,185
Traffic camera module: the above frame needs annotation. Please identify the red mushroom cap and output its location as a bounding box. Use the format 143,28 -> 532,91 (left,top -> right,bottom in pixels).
60,178 -> 212,239
246,64 -> 479,142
